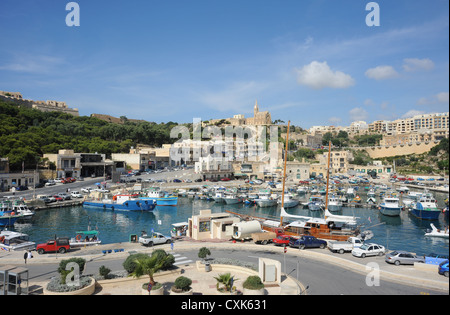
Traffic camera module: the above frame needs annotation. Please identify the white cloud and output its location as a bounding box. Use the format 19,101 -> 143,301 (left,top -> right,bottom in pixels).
436,92 -> 449,103
349,107 -> 369,121
402,110 -> 425,118
402,58 -> 435,72
296,61 -> 355,89
365,65 -> 399,80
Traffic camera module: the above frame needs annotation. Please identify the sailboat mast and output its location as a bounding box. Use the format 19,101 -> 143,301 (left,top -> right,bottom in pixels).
280,120 -> 290,227
324,141 -> 332,211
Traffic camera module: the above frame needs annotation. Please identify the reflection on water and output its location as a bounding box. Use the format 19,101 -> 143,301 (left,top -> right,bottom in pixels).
10,189 -> 449,256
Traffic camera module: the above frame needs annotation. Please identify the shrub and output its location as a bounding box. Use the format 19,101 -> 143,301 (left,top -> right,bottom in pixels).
123,253 -> 149,273
99,265 -> 111,278
198,247 -> 211,261
243,276 -> 264,290
173,276 -> 192,292
57,258 -> 86,285
152,249 -> 175,270
142,282 -> 163,291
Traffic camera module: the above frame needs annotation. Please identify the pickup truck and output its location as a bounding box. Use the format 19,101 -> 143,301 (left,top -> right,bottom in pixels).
36,237 -> 70,254
289,235 -> 327,249
327,237 -> 363,254
139,232 -> 172,246
251,232 -> 277,245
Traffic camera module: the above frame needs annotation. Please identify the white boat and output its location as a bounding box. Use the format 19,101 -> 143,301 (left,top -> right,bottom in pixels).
12,202 -> 35,222
213,188 -> 226,203
69,230 -> 101,247
278,193 -> 299,208
255,190 -> 278,207
396,186 -> 410,194
297,186 -> 308,195
424,224 -> 449,238
379,196 -> 403,216
327,195 -> 343,212
0,230 -> 36,251
366,196 -> 377,205
346,187 -> 355,198
224,192 -> 242,205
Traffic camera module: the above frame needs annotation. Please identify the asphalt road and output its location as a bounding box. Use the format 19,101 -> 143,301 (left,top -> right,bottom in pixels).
15,247 -> 447,295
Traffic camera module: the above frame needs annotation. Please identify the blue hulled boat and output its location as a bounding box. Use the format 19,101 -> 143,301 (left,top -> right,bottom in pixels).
83,194 -> 156,211
409,193 -> 441,220
142,188 -> 178,206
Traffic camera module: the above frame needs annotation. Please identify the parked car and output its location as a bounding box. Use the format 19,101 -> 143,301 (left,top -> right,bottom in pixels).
53,195 -> 63,202
385,250 -> 425,266
173,179 -> 182,183
138,232 -> 172,246
438,260 -> 449,277
38,195 -> 51,203
71,191 -> 83,198
81,187 -> 92,193
221,177 -> 231,181
272,235 -> 291,246
352,243 -> 386,258
289,235 -> 327,249
36,237 -> 70,254
35,182 -> 45,189
57,193 -> 71,200
424,253 -> 449,265
45,181 -> 56,187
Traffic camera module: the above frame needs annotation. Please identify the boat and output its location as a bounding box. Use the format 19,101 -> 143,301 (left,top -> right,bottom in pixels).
327,195 -> 343,212
278,193 -> 299,208
396,186 -> 410,194
143,188 -> 178,206
223,190 -> 242,205
0,230 -> 36,251
213,187 -> 226,203
409,193 -> 441,220
83,194 -> 156,211
297,186 -> 308,195
70,230 -> 101,247
350,195 -> 362,204
0,206 -> 23,227
255,189 -> 278,207
379,196 -> 403,216
346,187 -> 355,198
366,196 -> 377,205
424,224 -> 449,238
11,201 -> 35,222
307,195 -> 324,211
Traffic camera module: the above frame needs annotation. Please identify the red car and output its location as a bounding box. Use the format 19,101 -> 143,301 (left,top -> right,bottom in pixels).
272,235 -> 292,246
221,177 -> 231,181
36,238 -> 70,254
53,195 -> 63,201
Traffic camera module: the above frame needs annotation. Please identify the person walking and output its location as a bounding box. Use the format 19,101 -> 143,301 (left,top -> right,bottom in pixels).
24,250 -> 33,264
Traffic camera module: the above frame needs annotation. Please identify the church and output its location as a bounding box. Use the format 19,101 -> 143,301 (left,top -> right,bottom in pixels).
245,100 -> 272,126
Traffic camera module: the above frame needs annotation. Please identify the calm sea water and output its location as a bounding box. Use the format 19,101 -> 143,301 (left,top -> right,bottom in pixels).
12,189 -> 449,256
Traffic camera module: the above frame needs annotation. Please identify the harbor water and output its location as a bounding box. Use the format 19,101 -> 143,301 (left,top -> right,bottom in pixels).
9,189 -> 449,257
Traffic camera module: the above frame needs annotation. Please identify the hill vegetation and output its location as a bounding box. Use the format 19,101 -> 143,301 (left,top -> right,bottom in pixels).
0,101 -> 181,171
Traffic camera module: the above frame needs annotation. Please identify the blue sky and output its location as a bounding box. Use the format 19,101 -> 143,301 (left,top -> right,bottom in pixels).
0,0 -> 448,128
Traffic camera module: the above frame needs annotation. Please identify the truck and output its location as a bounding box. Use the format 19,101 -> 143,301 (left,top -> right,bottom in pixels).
289,235 -> 327,249
36,237 -> 70,254
138,231 -> 172,246
327,236 -> 363,254
251,231 -> 277,245
232,220 -> 262,241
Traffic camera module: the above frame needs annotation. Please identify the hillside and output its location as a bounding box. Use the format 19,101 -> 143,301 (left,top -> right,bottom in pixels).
0,101 -> 181,171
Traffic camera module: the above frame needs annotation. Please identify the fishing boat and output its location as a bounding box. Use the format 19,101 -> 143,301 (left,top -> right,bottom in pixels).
12,201 -> 35,222
143,188 -> 178,206
213,187 -> 226,203
0,230 -> 36,251
424,224 -> 449,238
346,187 -> 355,198
83,194 -> 156,211
255,190 -> 277,207
366,196 -> 377,205
297,186 -> 308,195
409,193 -> 441,220
223,190 -> 242,205
0,207 -> 23,227
379,196 -> 403,217
307,195 -> 324,211
278,193 -> 299,208
327,195 -> 343,212
70,230 -> 101,247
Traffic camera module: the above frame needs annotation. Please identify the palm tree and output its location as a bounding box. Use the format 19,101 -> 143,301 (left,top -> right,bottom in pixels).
129,253 -> 171,286
214,273 -> 238,292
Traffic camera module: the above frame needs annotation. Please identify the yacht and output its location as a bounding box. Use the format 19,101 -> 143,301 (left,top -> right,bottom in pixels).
379,196 -> 403,216
0,230 -> 36,251
327,195 -> 343,212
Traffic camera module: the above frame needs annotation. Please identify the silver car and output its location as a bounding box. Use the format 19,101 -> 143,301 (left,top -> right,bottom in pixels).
385,250 -> 425,266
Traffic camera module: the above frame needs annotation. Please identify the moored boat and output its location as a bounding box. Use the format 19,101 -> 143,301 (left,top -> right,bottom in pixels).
424,224 -> 449,238
409,193 -> 441,220
70,230 -> 101,247
307,195 -> 324,211
83,194 -> 156,211
0,230 -> 36,251
327,195 -> 343,212
278,193 -> 299,208
379,196 -> 403,217
255,190 -> 277,207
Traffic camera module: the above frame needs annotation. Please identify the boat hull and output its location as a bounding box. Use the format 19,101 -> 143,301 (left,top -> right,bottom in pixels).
327,204 -> 342,212
308,203 -> 322,211
224,198 -> 241,205
0,215 -> 22,227
282,200 -> 300,208
410,208 -> 441,220
256,200 -> 277,207
379,205 -> 402,216
83,199 -> 155,211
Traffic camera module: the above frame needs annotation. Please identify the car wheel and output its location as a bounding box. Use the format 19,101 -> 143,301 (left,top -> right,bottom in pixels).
300,245 -> 305,250
58,247 -> 66,254
147,242 -> 153,247
339,249 -> 345,254
378,252 -> 384,256
319,243 -> 325,249
361,253 -> 366,258
37,248 -> 45,255
394,260 -> 400,266
444,271 -> 449,277
166,239 -> 172,244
